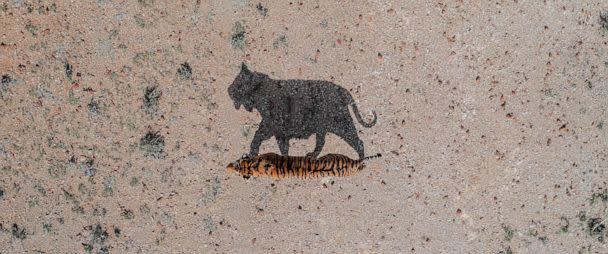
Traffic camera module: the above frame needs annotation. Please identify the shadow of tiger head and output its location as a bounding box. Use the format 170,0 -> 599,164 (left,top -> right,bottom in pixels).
228,63 -> 267,112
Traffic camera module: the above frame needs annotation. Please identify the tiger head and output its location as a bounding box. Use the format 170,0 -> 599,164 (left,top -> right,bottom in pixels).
226,155 -> 256,178
226,154 -> 279,179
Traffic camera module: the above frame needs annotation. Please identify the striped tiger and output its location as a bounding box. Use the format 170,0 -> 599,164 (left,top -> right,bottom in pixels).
226,153 -> 382,180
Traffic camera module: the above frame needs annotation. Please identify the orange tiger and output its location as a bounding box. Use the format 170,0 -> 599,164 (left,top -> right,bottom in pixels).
226,153 -> 382,180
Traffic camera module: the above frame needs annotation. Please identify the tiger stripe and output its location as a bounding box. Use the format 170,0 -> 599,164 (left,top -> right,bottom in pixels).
227,153 -> 382,180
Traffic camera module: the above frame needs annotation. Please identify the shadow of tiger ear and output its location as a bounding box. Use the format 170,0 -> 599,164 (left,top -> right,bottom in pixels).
241,62 -> 249,72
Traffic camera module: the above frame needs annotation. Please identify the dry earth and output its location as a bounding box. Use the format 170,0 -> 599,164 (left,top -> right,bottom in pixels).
1,0 -> 608,253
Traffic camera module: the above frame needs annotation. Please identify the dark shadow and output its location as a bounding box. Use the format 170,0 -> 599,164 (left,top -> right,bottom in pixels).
228,63 -> 377,159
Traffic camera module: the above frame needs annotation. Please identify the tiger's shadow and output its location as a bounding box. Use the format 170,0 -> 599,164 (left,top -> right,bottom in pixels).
228,63 -> 377,160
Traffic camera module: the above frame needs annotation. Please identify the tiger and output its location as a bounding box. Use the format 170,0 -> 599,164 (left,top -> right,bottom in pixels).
226,153 -> 382,180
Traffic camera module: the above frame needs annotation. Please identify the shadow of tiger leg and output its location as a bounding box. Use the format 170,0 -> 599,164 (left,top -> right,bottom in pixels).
277,137 -> 289,156
306,132 -> 326,158
331,117 -> 366,159
338,130 -> 365,160
249,123 -> 273,156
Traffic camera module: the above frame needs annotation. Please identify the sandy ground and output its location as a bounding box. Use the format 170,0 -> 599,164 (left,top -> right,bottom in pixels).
1,0 -> 608,253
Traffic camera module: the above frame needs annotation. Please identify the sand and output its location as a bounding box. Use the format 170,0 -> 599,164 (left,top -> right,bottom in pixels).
1,0 -> 607,253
